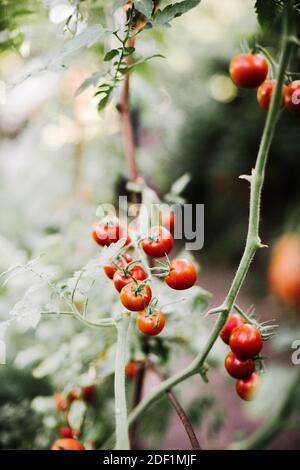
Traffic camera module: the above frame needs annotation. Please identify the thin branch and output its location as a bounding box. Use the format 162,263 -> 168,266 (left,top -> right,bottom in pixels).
117,29 -> 138,182
114,314 -> 131,450
152,365 -> 201,450
167,391 -> 201,451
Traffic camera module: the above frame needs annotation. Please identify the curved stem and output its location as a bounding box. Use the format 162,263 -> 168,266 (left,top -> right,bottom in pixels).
114,314 -> 131,450
127,1 -> 295,431
167,391 -> 201,450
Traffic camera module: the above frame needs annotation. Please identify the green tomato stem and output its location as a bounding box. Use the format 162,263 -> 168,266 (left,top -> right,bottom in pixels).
114,314 -> 131,450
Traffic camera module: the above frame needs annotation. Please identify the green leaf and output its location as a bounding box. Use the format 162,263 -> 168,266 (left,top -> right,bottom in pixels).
104,49 -> 120,61
254,0 -> 284,30
123,46 -> 135,56
153,0 -> 201,27
97,88 -> 113,111
129,53 -> 165,70
60,24 -> 105,60
135,0 -> 154,18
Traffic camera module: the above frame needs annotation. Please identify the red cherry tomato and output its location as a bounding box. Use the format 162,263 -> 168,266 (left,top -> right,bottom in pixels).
162,209 -> 175,232
120,282 -> 152,311
103,253 -> 132,280
92,219 -> 122,246
51,438 -> 85,450
220,313 -> 245,344
82,384 -> 96,402
229,324 -> 263,359
236,372 -> 259,401
165,258 -> 197,290
224,351 -> 255,379
113,265 -> 147,292
67,389 -> 79,404
141,226 -> 173,258
54,392 -> 67,412
284,80 -> 300,113
137,309 -> 166,336
59,426 -> 74,439
229,53 -> 268,89
257,79 -> 286,111
125,360 -> 140,378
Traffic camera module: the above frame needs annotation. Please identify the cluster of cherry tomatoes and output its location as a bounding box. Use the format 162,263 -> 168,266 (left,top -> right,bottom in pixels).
51,385 -> 95,450
92,215 -> 198,337
229,53 -> 300,113
220,313 -> 263,401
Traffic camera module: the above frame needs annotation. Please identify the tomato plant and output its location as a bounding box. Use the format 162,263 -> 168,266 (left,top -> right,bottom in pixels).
236,372 -> 259,401
1,0 -> 300,454
229,53 -> 268,89
165,258 -> 197,290
257,80 -> 286,111
141,226 -> 174,258
220,313 -> 245,345
224,351 -> 255,379
120,282 -> 152,311
229,324 -> 263,359
51,438 -> 85,450
136,309 -> 166,336
113,265 -> 147,292
284,80 -> 300,113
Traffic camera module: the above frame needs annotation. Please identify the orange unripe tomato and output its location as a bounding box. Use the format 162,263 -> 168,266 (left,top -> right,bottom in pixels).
268,234 -> 300,308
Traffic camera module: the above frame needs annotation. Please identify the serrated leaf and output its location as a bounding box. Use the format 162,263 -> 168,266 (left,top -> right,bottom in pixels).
68,400 -> 87,430
254,0 -> 284,30
59,24 -> 105,60
170,173 -> 191,195
104,49 -> 120,61
135,0 -> 153,18
153,0 -> 201,27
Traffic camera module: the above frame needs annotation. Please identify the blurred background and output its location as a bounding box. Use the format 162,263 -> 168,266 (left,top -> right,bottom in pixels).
0,0 -> 300,450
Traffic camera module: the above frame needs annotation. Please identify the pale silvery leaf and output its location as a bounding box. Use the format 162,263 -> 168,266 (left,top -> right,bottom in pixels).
135,0 -> 153,17
138,186 -> 160,237
57,24 -> 106,63
68,400 -> 87,430
112,0 -> 128,13
99,238 -> 127,263
170,173 -> 191,196
15,345 -> 47,369
31,396 -> 55,414
75,70 -> 108,96
33,345 -> 68,378
0,341 -> 6,365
